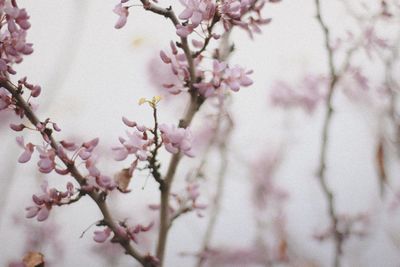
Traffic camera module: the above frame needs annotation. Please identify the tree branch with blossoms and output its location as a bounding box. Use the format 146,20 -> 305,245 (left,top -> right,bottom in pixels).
0,0 -> 280,266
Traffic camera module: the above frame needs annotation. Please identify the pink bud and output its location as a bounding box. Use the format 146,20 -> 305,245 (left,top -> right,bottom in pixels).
31,85 -> 41,97
52,122 -> 61,132
10,123 -> 25,131
160,50 -> 171,64
122,116 -> 136,127
93,228 -> 111,243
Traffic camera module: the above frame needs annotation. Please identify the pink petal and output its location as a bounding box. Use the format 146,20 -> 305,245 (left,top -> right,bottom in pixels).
18,149 -> 33,163
37,207 -> 50,221
25,206 -> 39,218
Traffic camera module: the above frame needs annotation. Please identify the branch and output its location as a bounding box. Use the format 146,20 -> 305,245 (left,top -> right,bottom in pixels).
196,112 -> 233,267
148,106 -> 164,186
139,0 -> 196,92
314,1 -> 343,267
0,80 -> 156,267
192,14 -> 220,58
156,98 -> 201,265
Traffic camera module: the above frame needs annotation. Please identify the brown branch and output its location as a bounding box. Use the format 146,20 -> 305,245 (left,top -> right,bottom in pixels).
196,113 -> 233,267
148,106 -> 164,186
156,98 -> 202,265
314,1 -> 343,267
192,14 -> 220,58
0,80 -> 156,267
138,2 -> 207,265
168,206 -> 192,229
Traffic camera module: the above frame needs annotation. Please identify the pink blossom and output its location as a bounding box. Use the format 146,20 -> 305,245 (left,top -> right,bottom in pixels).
217,0 -> 272,37
363,26 -> 388,57
93,221 -> 153,244
113,123 -> 151,161
18,77 -> 41,97
194,60 -> 253,97
0,88 -> 11,110
113,2 -> 129,29
26,181 -> 76,222
158,41 -> 194,94
177,0 -> 216,37
36,146 -> 56,173
78,137 -> 99,160
93,227 -> 112,243
0,2 -> 33,76
224,65 -> 253,91
159,123 -> 194,157
16,136 -> 34,163
270,74 -> 327,114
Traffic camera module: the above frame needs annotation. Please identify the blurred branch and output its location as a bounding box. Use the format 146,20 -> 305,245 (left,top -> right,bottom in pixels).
314,1 -> 343,266
196,110 -> 233,267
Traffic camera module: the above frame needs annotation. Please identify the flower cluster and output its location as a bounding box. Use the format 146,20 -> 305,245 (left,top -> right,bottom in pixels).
270,74 -> 327,114
195,60 -> 253,97
176,0 -> 275,38
25,181 -> 76,222
176,0 -> 216,37
15,136 -> 59,174
113,117 -> 153,173
217,0 -> 272,37
93,221 -> 154,244
159,123 -> 194,157
18,77 -> 41,98
114,118 -> 151,161
0,0 -> 33,76
159,41 -> 201,94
